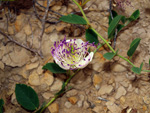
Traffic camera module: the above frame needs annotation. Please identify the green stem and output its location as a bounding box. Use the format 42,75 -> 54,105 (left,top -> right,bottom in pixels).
142,70 -> 150,72
94,42 -> 105,53
39,69 -> 80,113
72,0 -> 90,25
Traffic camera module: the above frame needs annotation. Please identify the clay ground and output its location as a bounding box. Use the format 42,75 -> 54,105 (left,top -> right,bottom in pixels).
0,0 -> 150,113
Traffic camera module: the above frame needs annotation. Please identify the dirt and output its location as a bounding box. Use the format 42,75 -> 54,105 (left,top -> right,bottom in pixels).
0,0 -> 150,113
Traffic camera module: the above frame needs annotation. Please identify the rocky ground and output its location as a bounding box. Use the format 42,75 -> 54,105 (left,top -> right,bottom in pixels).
0,0 -> 150,113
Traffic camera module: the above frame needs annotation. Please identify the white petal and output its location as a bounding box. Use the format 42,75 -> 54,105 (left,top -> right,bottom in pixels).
75,52 -> 94,69
55,60 -> 70,70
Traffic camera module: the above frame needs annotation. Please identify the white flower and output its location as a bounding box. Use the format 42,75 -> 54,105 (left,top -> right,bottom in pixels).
51,38 -> 94,70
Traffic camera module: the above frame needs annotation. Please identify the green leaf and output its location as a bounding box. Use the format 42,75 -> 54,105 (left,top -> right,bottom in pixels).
121,16 -> 126,24
109,10 -> 118,25
108,15 -> 123,39
103,50 -> 118,60
0,99 -> 4,113
140,62 -> 143,70
15,84 -> 39,111
35,102 -> 46,113
131,67 -> 141,74
129,9 -> 140,21
42,63 -> 67,73
117,24 -> 124,32
127,38 -> 141,57
131,62 -> 143,74
85,28 -> 99,44
59,14 -> 87,25
149,59 -> 150,65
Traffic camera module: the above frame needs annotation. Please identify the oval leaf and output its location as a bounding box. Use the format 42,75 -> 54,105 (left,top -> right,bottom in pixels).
130,9 -> 140,21
131,67 -> 141,74
108,15 -> 123,39
59,14 -> 87,25
85,28 -> 99,44
15,84 -> 39,111
0,99 -> 4,113
42,63 -> 67,73
103,50 -> 118,60
109,10 -> 118,25
127,38 -> 141,57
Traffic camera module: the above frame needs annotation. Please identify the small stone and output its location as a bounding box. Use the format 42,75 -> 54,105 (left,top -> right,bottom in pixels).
143,105 -> 147,111
0,61 -> 4,70
45,25 -> 55,33
68,96 -> 78,105
143,95 -> 150,104
24,24 -> 34,36
28,71 -> 40,86
106,101 -> 121,113
15,14 -> 25,32
79,95 -> 84,101
2,48 -> 30,67
126,73 -> 136,81
73,28 -> 81,37
25,62 -> 39,70
115,86 -> 127,99
134,88 -> 139,94
77,100 -> 83,107
41,71 -> 54,86
111,62 -> 127,72
93,74 -> 102,89
37,66 -> 43,75
51,5 -> 61,11
30,57 -> 38,63
50,79 -> 63,92
8,26 -> 14,35
83,101 -> 90,109
92,106 -> 102,113
120,96 -> 126,104
98,85 -> 113,95
66,89 -> 78,97
48,103 -> 59,113
11,92 -> 17,105
42,92 -> 53,100
56,23 -> 66,32
127,84 -> 134,92
65,101 -> 72,108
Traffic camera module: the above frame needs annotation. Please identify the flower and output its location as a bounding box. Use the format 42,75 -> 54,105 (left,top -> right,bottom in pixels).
51,37 -> 94,70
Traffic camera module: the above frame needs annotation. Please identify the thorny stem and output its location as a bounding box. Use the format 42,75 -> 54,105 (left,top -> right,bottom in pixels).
72,0 -> 150,72
39,69 -> 80,113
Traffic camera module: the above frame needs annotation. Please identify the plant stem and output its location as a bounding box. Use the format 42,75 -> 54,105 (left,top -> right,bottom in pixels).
72,0 -> 90,25
72,0 -> 150,73
39,69 -> 80,113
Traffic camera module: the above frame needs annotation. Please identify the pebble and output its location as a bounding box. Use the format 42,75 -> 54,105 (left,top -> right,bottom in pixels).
25,62 -> 39,70
111,62 -> 127,72
77,100 -> 83,107
48,103 -> 59,113
36,66 -> 43,75
65,101 -> 72,108
93,74 -> 102,90
126,73 -> 136,81
143,95 -> 150,104
68,96 -> 78,105
28,71 -> 40,86
0,61 -> 4,70
66,89 -> 78,97
11,92 -> 17,105
120,96 -> 126,104
2,48 -> 30,67
83,101 -> 90,109
42,92 -> 54,100
98,85 -> 113,95
40,71 -> 54,86
115,86 -> 127,99
106,101 -> 121,113
50,79 -> 63,92
24,24 -> 34,36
